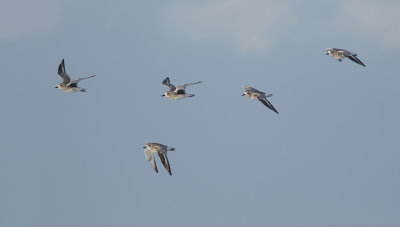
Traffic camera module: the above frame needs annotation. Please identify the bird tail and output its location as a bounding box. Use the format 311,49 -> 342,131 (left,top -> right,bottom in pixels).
168,147 -> 175,151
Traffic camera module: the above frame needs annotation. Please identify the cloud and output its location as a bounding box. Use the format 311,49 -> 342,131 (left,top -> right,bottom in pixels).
334,1 -> 400,48
163,1 -> 400,53
162,1 -> 294,54
0,0 -> 62,43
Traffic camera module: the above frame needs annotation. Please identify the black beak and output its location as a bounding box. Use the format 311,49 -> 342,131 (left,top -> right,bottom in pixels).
242,94 -> 245,96
161,94 -> 165,97
143,146 -> 146,148
325,53 -> 329,55
55,86 -> 58,88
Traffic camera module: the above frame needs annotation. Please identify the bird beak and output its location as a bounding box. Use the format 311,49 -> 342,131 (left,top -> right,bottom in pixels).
55,86 -> 58,88
161,94 -> 165,97
325,53 -> 329,55
242,94 -> 245,96
143,146 -> 146,148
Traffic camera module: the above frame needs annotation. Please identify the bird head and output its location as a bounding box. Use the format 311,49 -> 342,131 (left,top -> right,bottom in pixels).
325,48 -> 332,55
162,92 -> 171,98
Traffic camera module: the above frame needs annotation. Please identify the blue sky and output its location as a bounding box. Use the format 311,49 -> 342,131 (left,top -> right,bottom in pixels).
1,1 -> 400,226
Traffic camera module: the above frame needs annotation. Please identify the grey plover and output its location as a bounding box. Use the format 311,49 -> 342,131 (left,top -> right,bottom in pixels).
55,59 -> 96,92
325,48 -> 366,67
161,77 -> 202,100
143,143 -> 175,175
242,86 -> 279,114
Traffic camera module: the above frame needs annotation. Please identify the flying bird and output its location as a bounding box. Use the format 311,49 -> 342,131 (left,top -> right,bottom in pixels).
162,77 -> 202,100
242,86 -> 279,114
143,143 -> 175,175
325,48 -> 366,67
55,59 -> 96,92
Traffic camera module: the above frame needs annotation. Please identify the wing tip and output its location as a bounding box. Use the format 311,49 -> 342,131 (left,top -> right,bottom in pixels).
258,97 -> 279,114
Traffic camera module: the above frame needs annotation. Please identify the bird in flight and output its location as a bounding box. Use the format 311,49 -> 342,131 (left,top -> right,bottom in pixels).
325,48 -> 366,67
143,143 -> 175,175
242,86 -> 279,114
161,77 -> 202,100
55,59 -> 96,92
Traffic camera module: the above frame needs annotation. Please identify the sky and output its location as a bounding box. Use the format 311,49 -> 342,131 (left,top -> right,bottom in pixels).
1,1 -> 400,226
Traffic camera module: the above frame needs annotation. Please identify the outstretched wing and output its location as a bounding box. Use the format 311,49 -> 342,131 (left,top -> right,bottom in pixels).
158,153 -> 172,175
144,149 -> 158,173
162,77 -> 176,91
58,59 -> 71,84
346,54 -> 366,67
176,81 -> 202,91
69,75 -> 96,85
244,86 -> 265,95
257,97 -> 279,114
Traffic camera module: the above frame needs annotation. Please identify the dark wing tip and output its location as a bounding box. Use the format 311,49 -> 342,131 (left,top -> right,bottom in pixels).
58,63 -> 64,74
158,153 -> 172,175
58,59 -> 66,74
162,77 -> 170,84
347,55 -> 366,67
154,161 -> 158,173
258,97 -> 279,114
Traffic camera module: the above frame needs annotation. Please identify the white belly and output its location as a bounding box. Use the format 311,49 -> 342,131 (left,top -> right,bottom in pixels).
60,87 -> 79,92
167,94 -> 186,100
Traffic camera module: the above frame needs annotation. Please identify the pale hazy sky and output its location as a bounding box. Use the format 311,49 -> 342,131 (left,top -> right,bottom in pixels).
1,1 -> 400,226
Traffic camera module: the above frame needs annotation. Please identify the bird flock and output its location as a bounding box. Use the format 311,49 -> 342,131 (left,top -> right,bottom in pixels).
56,47 -> 365,175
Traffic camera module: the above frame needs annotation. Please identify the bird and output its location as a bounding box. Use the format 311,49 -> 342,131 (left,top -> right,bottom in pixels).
242,86 -> 279,114
143,143 -> 175,175
161,77 -> 202,100
55,59 -> 96,92
325,48 -> 366,67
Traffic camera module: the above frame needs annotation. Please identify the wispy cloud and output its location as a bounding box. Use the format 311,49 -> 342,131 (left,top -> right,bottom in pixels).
162,1 -> 294,54
333,1 -> 400,48
0,0 -> 62,43
163,1 -> 400,53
